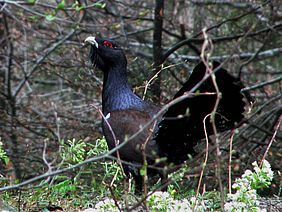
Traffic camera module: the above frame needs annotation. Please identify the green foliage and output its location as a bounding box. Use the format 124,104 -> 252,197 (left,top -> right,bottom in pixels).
51,179 -> 76,194
139,162 -> 147,177
27,15 -> 39,21
0,139 -> 9,165
0,137 -> 275,211
87,138 -> 124,194
72,1 -> 85,11
60,138 -> 87,164
45,14 -> 56,22
93,2 -> 106,9
0,137 -> 123,210
59,137 -> 123,194
224,160 -> 274,212
44,0 -> 106,21
44,0 -> 67,22
26,0 -> 36,5
57,0 -> 65,10
92,160 -> 274,211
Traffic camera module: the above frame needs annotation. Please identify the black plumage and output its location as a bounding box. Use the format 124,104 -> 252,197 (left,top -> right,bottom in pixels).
84,37 -> 247,192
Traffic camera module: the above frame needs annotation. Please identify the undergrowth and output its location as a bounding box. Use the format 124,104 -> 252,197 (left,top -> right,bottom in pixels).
0,137 -> 279,211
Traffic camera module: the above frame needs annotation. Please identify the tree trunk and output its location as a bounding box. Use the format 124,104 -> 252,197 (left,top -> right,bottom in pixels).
151,0 -> 164,102
2,14 -> 22,180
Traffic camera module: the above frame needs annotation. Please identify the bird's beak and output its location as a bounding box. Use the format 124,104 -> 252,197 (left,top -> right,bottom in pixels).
84,36 -> 99,48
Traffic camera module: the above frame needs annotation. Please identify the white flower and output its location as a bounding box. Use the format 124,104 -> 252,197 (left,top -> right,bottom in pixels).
261,160 -> 274,180
253,163 -> 261,175
224,201 -> 246,211
242,169 -> 253,178
151,191 -> 170,199
261,160 -> 271,169
148,191 -> 175,210
169,199 -> 192,211
94,198 -> 118,212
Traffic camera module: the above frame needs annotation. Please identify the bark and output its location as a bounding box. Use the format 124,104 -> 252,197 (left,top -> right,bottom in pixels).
151,0 -> 164,102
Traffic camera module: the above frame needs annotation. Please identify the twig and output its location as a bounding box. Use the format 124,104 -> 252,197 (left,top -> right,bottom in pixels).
108,184 -> 122,212
228,130 -> 236,194
42,139 -> 53,184
193,114 -> 210,211
142,64 -> 163,100
242,75 -> 282,92
13,29 -> 77,97
201,28 -> 225,210
162,1 -> 274,62
260,114 -> 282,167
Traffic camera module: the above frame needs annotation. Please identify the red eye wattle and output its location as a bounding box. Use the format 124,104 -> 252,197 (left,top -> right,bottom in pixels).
103,41 -> 113,48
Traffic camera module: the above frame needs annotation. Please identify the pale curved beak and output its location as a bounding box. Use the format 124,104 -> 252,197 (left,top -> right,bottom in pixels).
84,36 -> 98,48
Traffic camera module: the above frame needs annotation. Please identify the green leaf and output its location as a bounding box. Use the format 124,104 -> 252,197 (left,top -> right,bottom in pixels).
140,162 -> 147,176
94,2 -> 106,9
27,15 -> 39,21
76,5 -> 85,11
3,157 -> 9,165
57,0 -> 65,10
26,0 -> 36,5
72,1 -> 85,11
45,14 -> 56,22
140,167 -> 146,176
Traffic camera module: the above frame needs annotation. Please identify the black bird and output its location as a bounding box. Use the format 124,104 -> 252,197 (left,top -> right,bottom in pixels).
84,36 -> 247,192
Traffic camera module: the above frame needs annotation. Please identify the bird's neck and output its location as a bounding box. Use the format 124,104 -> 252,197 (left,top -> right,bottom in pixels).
102,65 -> 145,114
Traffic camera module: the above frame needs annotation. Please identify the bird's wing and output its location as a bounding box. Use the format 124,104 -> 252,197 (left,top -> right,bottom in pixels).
102,109 -> 160,165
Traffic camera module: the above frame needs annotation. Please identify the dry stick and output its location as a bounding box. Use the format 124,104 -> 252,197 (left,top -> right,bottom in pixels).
228,130 -> 236,194
259,114 -> 282,167
193,27 -> 226,210
201,28 -> 225,210
142,64 -> 163,100
193,114 -> 211,211
239,95 -> 282,136
208,72 -> 225,211
238,31 -> 271,78
107,185 -> 122,212
42,139 -> 53,184
242,75 -> 282,93
192,26 -> 214,211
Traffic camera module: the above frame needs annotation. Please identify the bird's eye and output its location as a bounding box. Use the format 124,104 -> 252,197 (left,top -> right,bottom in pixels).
103,41 -> 113,48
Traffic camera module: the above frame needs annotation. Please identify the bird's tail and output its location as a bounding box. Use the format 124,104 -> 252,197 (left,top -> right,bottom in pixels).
154,61 -> 248,164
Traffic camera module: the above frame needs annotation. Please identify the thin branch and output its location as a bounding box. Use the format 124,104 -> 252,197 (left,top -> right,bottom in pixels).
228,130 -> 236,194
163,1 -> 276,60
260,114 -> 282,167
193,114 -> 210,211
175,47 -> 282,62
242,75 -> 282,92
13,29 -> 77,97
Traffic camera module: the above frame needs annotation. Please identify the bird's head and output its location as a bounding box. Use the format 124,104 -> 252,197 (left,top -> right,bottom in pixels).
84,36 -> 126,71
